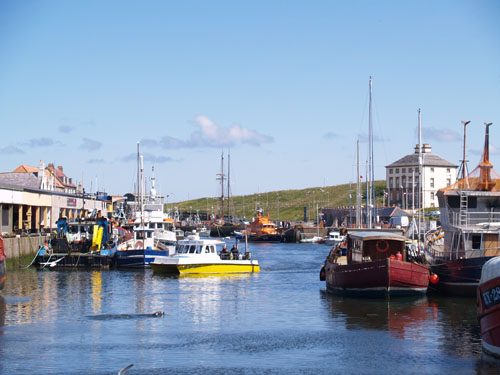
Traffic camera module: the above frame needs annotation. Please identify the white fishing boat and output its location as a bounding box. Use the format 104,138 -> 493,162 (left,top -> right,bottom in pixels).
150,234 -> 260,275
324,230 -> 346,246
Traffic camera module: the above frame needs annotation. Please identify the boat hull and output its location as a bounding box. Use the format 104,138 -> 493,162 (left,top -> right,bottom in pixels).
115,249 -> 170,268
248,234 -> 282,242
151,260 -> 260,275
478,275 -> 500,358
325,258 -> 429,297
429,256 -> 494,297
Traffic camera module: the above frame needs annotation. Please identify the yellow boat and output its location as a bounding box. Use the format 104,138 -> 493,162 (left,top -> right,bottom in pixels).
150,235 -> 260,275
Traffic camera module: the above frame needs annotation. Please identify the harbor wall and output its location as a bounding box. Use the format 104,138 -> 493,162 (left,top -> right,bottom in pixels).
2,234 -> 50,259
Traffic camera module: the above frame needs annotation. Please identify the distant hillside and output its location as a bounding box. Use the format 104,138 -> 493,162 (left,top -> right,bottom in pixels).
170,181 -> 387,221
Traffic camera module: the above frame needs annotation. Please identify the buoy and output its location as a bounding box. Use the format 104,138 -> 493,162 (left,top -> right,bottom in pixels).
430,273 -> 439,284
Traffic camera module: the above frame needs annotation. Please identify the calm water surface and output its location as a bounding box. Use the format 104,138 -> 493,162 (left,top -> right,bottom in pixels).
1,242 -> 499,374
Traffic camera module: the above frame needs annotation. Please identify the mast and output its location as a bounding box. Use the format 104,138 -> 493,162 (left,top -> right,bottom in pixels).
417,109 -> 423,242
227,151 -> 231,219
478,122 -> 494,191
356,140 -> 361,228
368,76 -> 376,228
216,151 -> 225,222
456,120 -> 471,188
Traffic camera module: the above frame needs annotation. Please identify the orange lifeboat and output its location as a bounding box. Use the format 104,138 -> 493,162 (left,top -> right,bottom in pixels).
246,210 -> 282,242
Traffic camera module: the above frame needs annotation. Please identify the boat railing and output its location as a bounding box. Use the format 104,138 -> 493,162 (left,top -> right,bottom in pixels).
448,211 -> 500,226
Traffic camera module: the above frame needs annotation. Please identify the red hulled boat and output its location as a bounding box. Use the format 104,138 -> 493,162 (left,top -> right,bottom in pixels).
322,231 -> 429,297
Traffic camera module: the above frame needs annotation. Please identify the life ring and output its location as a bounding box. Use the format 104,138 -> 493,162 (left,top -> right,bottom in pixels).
135,240 -> 144,248
376,239 -> 389,253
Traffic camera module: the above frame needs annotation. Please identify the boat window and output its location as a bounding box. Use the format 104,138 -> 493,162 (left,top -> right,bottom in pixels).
189,245 -> 196,253
472,235 -> 481,250
205,246 -> 210,253
211,246 -> 215,253
196,246 -> 202,254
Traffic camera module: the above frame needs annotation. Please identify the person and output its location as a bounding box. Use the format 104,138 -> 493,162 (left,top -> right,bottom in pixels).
231,244 -> 240,260
220,245 -> 230,260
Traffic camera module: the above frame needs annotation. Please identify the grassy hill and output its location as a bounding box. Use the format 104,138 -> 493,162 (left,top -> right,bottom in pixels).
170,181 -> 387,222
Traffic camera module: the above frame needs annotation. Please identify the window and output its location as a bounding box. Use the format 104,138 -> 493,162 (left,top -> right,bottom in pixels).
389,177 -> 393,188
409,168 -> 413,172
389,169 -> 393,174
396,177 -> 400,187
430,192 -> 435,200
446,168 -> 451,173
396,168 -> 400,173
446,178 -> 451,186
402,176 -> 406,187
430,167 -> 435,172
402,168 -> 406,173
472,235 -> 481,250
430,178 -> 435,188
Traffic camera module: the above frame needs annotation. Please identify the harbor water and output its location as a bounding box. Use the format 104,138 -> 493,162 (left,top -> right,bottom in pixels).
1,242 -> 499,374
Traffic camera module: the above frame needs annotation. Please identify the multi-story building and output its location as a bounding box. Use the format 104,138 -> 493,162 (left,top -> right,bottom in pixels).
385,144 -> 458,209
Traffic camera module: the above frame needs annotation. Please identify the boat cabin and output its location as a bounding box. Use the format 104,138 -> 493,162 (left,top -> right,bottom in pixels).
347,232 -> 407,264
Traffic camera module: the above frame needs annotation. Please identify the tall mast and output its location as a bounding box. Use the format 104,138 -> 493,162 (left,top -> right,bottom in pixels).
368,76 -> 375,228
457,120 -> 471,188
216,151 -> 225,221
417,109 -> 423,242
478,122 -> 494,191
356,140 -> 361,228
227,151 -> 231,219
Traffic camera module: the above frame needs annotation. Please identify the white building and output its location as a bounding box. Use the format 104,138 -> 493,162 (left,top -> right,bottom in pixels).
385,144 -> 458,209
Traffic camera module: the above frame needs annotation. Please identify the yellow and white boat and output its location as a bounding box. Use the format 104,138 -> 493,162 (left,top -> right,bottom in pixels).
150,235 -> 260,275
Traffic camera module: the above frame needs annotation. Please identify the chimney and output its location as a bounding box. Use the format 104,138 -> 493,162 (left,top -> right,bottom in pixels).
58,166 -> 63,172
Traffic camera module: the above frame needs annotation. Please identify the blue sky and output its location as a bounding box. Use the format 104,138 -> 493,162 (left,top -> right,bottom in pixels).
1,0 -> 499,201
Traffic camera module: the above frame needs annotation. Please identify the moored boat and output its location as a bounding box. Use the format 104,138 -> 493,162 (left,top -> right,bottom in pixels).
477,256 -> 500,358
425,123 -> 500,296
324,229 -> 346,246
322,231 -> 430,297
151,234 -> 260,275
246,209 -> 282,242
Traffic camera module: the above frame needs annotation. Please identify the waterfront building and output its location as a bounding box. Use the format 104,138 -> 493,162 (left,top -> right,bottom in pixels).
0,161 -> 110,234
385,144 -> 458,209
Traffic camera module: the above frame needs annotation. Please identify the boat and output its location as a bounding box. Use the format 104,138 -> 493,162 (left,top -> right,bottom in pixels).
246,209 -> 282,242
115,143 -> 176,268
321,231 -> 430,297
477,256 -> 500,358
425,122 -> 500,296
300,236 -> 324,244
150,234 -> 260,275
0,234 -> 5,290
324,230 -> 346,246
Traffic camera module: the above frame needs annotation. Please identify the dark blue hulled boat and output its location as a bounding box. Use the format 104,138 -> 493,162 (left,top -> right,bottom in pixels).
425,123 -> 500,296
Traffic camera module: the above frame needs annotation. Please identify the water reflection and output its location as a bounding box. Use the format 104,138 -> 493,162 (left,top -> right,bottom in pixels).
323,293 -> 431,340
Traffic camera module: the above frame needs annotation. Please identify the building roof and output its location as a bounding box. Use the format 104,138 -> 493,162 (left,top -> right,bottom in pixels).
0,172 -> 41,189
13,165 -> 39,173
386,144 -> 458,169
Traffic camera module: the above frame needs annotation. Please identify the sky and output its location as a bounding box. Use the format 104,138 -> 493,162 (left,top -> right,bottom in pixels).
1,0 -> 499,202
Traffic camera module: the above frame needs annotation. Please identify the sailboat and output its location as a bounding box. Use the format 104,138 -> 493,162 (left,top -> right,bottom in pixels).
115,143 -> 174,268
321,78 -> 430,297
425,122 -> 500,296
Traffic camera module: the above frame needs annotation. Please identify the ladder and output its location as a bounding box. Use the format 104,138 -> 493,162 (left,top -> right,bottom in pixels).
459,193 -> 468,226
